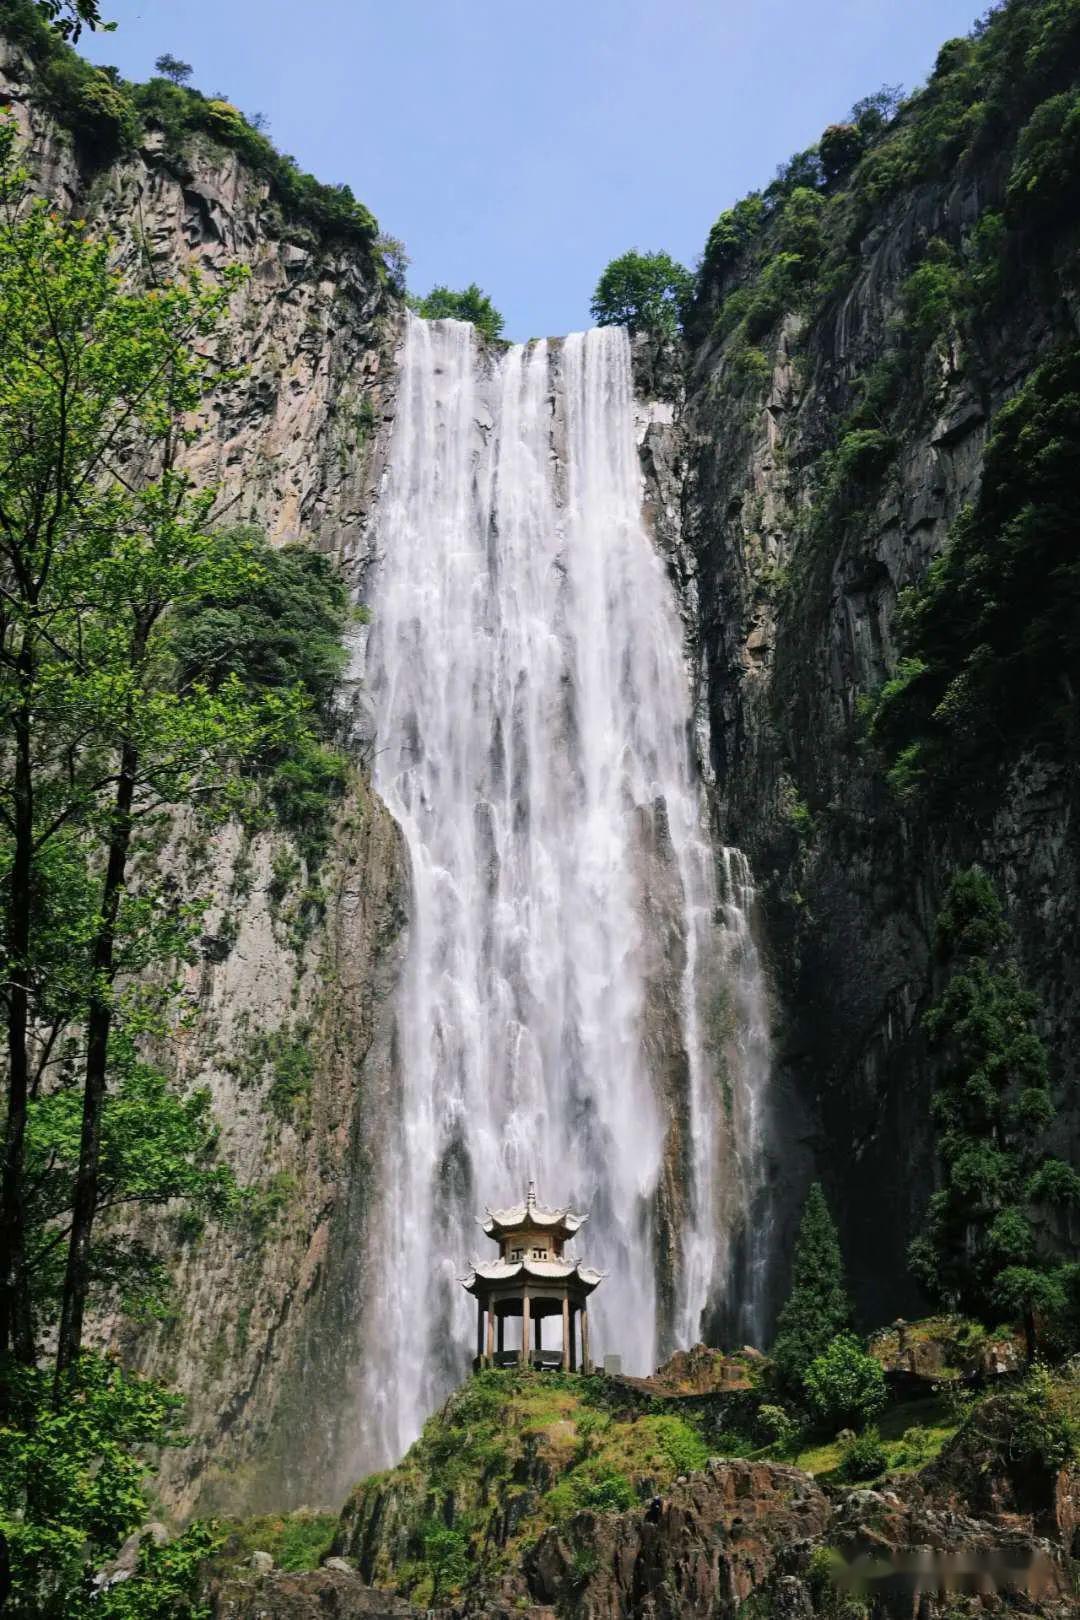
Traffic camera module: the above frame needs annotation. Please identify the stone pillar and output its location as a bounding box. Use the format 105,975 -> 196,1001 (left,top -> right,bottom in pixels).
581,1307 -> 591,1375
521,1292 -> 531,1367
561,1296 -> 570,1371
570,1305 -> 577,1372
476,1297 -> 484,1362
497,1314 -> 504,1355
485,1303 -> 495,1365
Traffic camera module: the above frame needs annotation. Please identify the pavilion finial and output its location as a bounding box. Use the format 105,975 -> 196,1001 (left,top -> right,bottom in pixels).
527,1178 -> 536,1208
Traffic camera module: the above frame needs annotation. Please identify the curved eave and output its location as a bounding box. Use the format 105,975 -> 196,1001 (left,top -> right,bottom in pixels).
480,1206 -> 588,1239
460,1258 -> 603,1297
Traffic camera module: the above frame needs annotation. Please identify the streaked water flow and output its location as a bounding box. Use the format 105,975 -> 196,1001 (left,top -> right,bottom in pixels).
360,315 -> 772,1464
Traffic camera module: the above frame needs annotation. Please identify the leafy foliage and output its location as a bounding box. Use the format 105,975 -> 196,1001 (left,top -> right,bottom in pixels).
691,0 -> 1080,369
212,1510 -> 337,1576
412,283 -> 504,340
590,249 -> 693,336
1006,88 -> 1080,223
0,1354 -> 216,1618
172,530 -> 350,865
771,1184 -> 853,1391
837,1424 -> 888,1480
803,1334 -> 888,1431
153,53 -> 192,86
173,533 -> 348,713
908,870 -> 1080,1352
869,343 -> 1080,802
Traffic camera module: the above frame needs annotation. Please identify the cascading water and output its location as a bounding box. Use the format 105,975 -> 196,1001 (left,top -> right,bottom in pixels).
359,314 -> 772,1466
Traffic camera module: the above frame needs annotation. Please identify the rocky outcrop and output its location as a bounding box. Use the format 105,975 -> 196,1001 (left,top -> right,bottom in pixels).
211,1566 -> 421,1620
0,35 -> 413,1513
525,1459 -> 830,1616
210,1455 -> 1079,1618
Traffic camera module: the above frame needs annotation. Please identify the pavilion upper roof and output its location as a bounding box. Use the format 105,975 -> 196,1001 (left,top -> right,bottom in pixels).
480,1181 -> 588,1242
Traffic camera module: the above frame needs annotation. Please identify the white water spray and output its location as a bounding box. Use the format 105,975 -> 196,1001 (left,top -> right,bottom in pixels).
359,316 -> 770,1465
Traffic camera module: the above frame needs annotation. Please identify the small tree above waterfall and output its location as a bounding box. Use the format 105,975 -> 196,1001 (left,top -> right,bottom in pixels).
770,1183 -> 853,1390
590,249 -> 693,337
412,282 -> 504,341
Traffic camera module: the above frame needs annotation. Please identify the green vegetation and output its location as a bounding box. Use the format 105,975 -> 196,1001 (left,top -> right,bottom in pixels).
770,1184 -> 852,1391
691,0 -> 1080,422
908,869 -> 1080,1357
802,1334 -> 888,1430
836,1425 -> 887,1481
0,1354 -> 219,1618
343,1371 -> 718,1604
792,1390 -> 957,1480
411,283 -> 505,340
2,0 -> 380,246
153,53 -> 193,86
590,249 -> 693,336
868,344 -> 1080,804
0,118 -> 348,1613
226,1023 -> 316,1125
212,1510 -> 338,1575
30,0 -> 103,40
172,529 -> 351,868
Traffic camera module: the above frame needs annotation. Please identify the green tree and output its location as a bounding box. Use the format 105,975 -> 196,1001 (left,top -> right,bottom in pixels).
590,249 -> 693,336
770,1184 -> 853,1390
803,1333 -> 888,1431
32,0 -> 106,41
819,123 -> 866,184
909,869 -> 1080,1357
413,282 -> 504,340
0,1353 -> 217,1617
153,54 -> 194,87
0,122 -> 317,1379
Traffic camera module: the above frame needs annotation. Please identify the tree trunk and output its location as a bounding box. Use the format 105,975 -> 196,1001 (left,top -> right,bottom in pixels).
54,738 -> 138,1382
0,663 -> 38,1367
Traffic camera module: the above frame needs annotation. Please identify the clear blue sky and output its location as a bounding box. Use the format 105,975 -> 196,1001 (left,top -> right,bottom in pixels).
81,0 -> 984,341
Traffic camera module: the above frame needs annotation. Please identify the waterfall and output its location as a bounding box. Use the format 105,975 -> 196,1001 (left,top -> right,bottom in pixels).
359,315 -> 771,1465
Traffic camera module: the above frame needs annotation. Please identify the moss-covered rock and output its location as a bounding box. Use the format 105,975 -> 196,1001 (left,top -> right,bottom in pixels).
334,1370 -> 728,1606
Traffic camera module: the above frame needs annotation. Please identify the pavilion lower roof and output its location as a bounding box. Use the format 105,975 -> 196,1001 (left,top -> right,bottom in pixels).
460,1257 -> 602,1296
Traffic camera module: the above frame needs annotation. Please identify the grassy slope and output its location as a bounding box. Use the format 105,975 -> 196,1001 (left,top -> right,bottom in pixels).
331,1367 -> 962,1606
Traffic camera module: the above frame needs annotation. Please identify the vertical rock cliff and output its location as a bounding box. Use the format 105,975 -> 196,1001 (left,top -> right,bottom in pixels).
678,9 -> 1080,1322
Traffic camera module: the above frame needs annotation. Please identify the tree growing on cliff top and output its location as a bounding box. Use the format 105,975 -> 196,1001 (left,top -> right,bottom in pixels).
770,1183 -> 853,1390
590,249 -> 693,337
910,868 -> 1080,1358
412,282 -> 504,341
153,53 -> 194,86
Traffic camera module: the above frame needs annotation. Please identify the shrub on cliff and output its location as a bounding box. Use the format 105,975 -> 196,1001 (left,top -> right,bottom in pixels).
803,1334 -> 888,1431
590,249 -> 693,337
770,1184 -> 853,1392
869,342 -> 1080,802
1006,88 -> 1080,224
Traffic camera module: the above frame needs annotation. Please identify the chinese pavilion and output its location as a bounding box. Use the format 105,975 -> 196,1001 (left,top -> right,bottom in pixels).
460,1182 -> 603,1372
